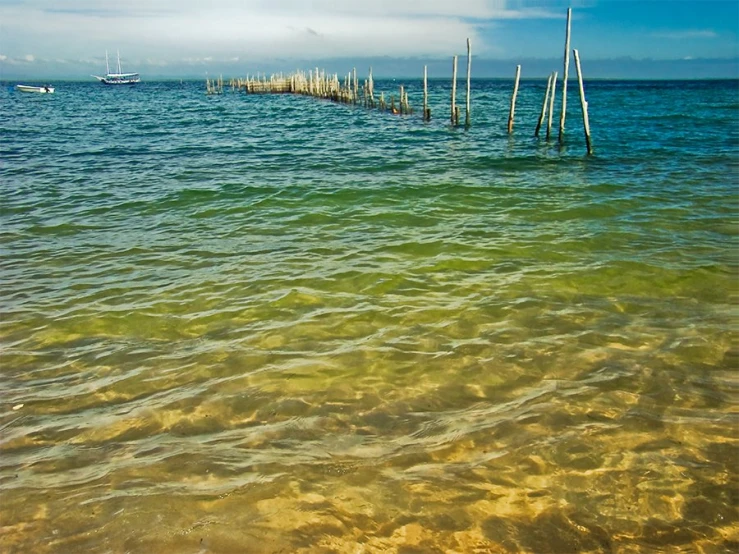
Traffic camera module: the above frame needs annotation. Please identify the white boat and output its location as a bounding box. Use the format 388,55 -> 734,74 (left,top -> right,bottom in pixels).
92,50 -> 140,85
16,84 -> 54,93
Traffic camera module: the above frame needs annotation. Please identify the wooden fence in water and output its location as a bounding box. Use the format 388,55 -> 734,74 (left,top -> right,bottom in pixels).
209,8 -> 593,154
229,68 -> 413,115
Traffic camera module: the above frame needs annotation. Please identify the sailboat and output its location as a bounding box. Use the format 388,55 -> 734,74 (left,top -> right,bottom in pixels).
92,50 -> 140,85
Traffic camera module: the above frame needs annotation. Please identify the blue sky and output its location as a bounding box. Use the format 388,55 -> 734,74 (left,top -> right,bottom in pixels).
1,0 -> 737,79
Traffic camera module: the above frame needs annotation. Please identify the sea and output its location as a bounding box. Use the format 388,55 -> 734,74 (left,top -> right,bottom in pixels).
1,77 -> 737,553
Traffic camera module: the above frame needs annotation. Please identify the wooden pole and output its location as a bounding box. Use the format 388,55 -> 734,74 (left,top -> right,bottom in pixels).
423,65 -> 430,121
559,7 -> 572,144
547,71 -> 558,140
353,67 -> 358,104
368,67 -> 374,108
507,64 -> 521,134
465,38 -> 472,127
535,73 -> 553,137
451,55 -> 458,125
573,49 -> 593,155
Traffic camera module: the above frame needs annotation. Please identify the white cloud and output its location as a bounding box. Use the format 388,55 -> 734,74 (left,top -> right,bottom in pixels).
0,0 -> 562,64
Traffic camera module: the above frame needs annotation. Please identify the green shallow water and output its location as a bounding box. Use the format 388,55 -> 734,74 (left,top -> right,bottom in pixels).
0,79 -> 737,553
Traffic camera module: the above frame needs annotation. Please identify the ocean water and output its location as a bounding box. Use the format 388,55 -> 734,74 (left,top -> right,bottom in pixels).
0,77 -> 737,553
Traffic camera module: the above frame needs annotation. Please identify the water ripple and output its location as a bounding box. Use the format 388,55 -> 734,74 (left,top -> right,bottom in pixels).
0,79 -> 737,553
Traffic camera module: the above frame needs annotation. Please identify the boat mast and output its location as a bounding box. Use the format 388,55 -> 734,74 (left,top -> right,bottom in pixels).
117,50 -> 122,74
105,50 -> 110,74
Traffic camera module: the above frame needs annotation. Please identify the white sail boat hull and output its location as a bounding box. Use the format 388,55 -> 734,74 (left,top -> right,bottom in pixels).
92,74 -> 140,85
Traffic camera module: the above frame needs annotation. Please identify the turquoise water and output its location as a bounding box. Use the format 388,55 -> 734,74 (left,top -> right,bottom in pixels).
1,78 -> 737,553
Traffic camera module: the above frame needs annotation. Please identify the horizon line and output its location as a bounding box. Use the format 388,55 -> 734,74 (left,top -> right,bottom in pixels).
4,76 -> 738,83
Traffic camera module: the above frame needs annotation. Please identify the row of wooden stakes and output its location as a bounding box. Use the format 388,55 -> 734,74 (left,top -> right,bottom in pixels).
211,9 -> 591,153
228,67 -> 415,116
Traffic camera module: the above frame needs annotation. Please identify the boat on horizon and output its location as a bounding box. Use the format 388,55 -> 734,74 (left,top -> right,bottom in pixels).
16,84 -> 54,94
92,50 -> 140,85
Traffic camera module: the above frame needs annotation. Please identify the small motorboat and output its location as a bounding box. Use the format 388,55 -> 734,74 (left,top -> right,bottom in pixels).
16,84 -> 55,94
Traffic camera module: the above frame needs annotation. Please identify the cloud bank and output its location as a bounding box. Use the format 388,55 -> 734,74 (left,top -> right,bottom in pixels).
1,1 -> 735,80
0,0 -> 565,65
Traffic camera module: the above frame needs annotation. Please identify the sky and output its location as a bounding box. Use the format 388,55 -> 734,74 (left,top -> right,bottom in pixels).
1,0 -> 737,79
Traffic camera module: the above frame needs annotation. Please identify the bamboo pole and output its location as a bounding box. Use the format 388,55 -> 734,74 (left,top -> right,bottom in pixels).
507,65 -> 521,133
535,73 -> 553,137
465,38 -> 472,127
546,71 -> 558,140
353,67 -> 358,104
573,49 -> 593,155
423,65 -> 430,121
400,85 -> 405,114
369,67 -> 375,108
451,55 -> 458,125
559,7 -> 572,144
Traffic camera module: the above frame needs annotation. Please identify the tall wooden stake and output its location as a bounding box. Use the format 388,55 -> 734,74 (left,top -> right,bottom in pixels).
507,64 -> 521,133
573,49 -> 593,155
353,67 -> 358,104
451,55 -> 458,126
547,71 -> 558,141
423,65 -> 430,121
368,67 -> 374,108
535,73 -> 553,137
559,7 -> 572,144
465,38 -> 472,127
